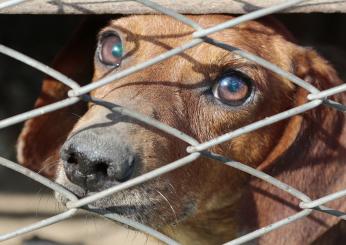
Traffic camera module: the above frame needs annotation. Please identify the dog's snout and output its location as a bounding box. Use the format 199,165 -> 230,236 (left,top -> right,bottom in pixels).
61,129 -> 135,191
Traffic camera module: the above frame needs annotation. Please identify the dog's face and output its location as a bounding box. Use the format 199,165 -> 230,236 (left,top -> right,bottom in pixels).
54,15 -> 302,228
16,13 -> 346,244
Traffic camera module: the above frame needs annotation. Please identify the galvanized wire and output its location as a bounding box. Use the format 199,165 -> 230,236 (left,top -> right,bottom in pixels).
308,83 -> 346,100
0,0 -> 28,10
1,0 -> 346,244
0,97 -> 80,129
224,209 -> 312,245
192,0 -> 306,38
68,38 -> 204,97
0,44 -> 80,89
187,100 -> 322,153
85,207 -> 181,245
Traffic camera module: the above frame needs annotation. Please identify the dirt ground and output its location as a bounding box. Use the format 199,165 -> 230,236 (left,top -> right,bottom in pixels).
0,192 -> 161,245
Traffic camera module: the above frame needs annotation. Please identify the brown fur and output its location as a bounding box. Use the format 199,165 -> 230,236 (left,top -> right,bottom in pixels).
17,15 -> 346,244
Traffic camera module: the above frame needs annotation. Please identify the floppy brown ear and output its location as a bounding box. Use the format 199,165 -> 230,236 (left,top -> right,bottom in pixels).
253,47 -> 346,244
257,47 -> 344,171
17,17 -> 109,178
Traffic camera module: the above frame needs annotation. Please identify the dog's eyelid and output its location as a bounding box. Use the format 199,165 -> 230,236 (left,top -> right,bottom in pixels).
98,28 -> 124,42
218,56 -> 265,77
220,64 -> 259,81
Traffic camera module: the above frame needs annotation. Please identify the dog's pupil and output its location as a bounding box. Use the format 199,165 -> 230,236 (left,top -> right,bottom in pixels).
111,43 -> 123,58
220,76 -> 242,93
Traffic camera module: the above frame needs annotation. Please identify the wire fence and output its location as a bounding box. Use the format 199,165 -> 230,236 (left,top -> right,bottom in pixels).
0,0 -> 346,244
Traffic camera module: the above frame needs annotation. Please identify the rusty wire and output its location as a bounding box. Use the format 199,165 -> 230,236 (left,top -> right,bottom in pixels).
1,0 -> 346,244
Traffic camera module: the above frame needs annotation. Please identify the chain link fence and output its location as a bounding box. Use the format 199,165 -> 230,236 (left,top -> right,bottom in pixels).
1,0 -> 346,244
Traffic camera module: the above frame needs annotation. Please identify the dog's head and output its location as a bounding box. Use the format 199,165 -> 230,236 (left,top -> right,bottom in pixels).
17,15 -> 345,244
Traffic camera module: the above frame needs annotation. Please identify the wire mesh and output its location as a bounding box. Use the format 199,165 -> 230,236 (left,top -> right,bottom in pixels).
1,0 -> 346,244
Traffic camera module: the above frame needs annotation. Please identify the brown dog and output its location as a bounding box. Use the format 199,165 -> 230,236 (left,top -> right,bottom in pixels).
17,15 -> 346,244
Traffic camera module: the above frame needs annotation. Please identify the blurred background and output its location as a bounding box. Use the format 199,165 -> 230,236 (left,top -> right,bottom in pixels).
0,13 -> 346,245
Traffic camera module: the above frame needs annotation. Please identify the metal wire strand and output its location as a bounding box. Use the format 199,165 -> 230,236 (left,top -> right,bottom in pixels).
0,0 -> 28,10
68,38 -> 204,97
203,37 -> 320,94
1,0 -> 346,244
201,151 -> 311,202
133,0 -> 203,30
202,152 -> 346,220
187,100 -> 322,153
0,44 -> 80,90
0,97 -> 80,129
223,209 -> 312,245
85,207 -> 181,245
85,96 -> 199,146
0,209 -> 78,242
0,156 -> 77,201
308,83 -> 346,100
193,0 -> 307,38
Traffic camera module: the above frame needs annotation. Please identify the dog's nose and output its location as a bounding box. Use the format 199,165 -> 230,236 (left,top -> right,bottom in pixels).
60,128 -> 135,191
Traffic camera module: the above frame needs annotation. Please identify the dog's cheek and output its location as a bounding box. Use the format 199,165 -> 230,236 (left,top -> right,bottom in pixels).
228,120 -> 287,166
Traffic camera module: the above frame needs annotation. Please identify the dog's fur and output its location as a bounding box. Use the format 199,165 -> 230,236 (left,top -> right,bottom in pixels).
17,15 -> 346,244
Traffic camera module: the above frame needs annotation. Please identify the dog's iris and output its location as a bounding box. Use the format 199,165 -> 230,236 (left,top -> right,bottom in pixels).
213,71 -> 252,106
99,34 -> 123,67
220,76 -> 243,93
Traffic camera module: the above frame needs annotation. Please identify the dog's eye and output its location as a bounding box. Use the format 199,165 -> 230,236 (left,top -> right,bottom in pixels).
212,71 -> 252,106
99,34 -> 123,67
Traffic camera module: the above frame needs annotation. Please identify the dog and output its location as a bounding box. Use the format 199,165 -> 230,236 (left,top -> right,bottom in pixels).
17,15 -> 346,244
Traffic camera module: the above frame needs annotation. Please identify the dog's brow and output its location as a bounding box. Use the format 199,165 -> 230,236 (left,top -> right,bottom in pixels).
98,27 -> 123,39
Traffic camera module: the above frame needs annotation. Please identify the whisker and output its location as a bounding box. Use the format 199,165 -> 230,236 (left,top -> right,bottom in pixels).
71,112 -> 82,118
156,190 -> 178,225
144,233 -> 149,245
35,188 -> 44,217
168,183 -> 176,194
37,159 -> 60,174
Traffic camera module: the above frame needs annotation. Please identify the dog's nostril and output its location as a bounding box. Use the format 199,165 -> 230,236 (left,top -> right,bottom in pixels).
61,131 -> 137,190
67,153 -> 77,165
94,162 -> 109,176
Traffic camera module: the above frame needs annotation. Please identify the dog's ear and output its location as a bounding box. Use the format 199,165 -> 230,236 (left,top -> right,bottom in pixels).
254,47 -> 346,243
17,17 -> 109,178
257,47 -> 344,171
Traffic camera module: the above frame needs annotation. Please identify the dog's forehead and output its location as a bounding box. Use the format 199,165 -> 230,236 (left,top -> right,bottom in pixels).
108,15 -> 290,48
94,14 -> 296,89
110,14 -> 281,37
